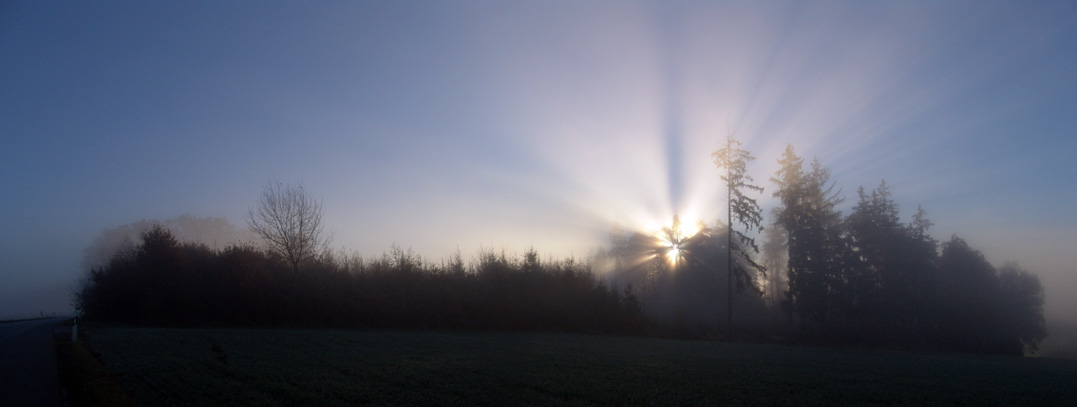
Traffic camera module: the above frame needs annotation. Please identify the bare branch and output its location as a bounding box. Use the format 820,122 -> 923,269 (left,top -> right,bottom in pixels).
247,181 -> 329,278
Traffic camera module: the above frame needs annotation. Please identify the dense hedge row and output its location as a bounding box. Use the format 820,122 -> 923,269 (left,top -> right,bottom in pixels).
77,226 -> 643,333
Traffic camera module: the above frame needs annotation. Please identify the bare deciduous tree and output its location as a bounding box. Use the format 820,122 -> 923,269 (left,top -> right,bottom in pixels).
247,182 -> 328,278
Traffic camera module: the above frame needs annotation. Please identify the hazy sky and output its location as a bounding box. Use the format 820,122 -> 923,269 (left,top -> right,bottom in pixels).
2,1 -> 1075,324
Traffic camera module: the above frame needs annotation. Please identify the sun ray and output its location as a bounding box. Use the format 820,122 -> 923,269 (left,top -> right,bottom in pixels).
651,214 -> 703,267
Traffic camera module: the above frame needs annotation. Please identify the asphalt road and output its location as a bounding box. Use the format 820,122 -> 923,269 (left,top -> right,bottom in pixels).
0,317 -> 66,407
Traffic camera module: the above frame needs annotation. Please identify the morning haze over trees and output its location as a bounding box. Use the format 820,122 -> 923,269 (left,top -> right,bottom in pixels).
76,141 -> 1046,356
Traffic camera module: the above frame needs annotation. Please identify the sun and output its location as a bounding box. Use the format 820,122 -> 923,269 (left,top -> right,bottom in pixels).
667,243 -> 680,262
655,214 -> 696,266
636,213 -> 704,267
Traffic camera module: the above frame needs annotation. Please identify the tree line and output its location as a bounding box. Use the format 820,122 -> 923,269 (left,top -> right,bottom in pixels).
76,225 -> 642,333
76,142 -> 1047,355
767,145 -> 1045,354
603,142 -> 1045,355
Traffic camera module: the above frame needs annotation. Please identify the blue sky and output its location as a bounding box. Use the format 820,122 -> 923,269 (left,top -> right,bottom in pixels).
2,1 -> 1075,327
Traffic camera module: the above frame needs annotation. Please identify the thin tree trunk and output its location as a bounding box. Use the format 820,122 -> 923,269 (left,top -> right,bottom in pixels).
726,140 -> 734,334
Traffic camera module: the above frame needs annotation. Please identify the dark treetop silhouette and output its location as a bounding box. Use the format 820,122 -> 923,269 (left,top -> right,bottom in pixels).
77,145 -> 1047,355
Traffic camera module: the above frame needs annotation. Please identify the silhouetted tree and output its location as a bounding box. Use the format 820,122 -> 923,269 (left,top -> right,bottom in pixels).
771,146 -> 845,334
761,218 -> 788,309
77,220 -> 645,333
605,220 -> 769,335
74,147 -> 1050,353
247,181 -> 329,278
996,263 -> 1047,355
900,205 -> 940,346
936,236 -> 1000,353
712,136 -> 766,332
83,215 -> 253,271
78,225 -> 193,324
844,181 -> 938,345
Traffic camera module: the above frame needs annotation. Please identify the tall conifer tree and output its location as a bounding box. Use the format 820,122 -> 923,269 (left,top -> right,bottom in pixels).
771,146 -> 845,332
712,137 -> 765,332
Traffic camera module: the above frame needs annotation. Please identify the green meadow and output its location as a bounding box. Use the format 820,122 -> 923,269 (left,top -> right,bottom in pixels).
84,326 -> 1077,406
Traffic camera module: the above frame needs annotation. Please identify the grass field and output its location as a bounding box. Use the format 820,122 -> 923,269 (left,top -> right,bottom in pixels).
83,326 -> 1077,406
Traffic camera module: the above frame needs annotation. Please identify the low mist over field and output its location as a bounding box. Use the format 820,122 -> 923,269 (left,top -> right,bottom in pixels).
3,2 -> 1076,355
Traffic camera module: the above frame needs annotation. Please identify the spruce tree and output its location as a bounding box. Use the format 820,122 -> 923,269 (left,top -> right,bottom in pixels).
712,137 -> 766,332
771,146 -> 845,333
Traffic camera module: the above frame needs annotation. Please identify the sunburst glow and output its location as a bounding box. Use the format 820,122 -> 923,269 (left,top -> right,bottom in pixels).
667,243 -> 680,262
654,215 -> 699,266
